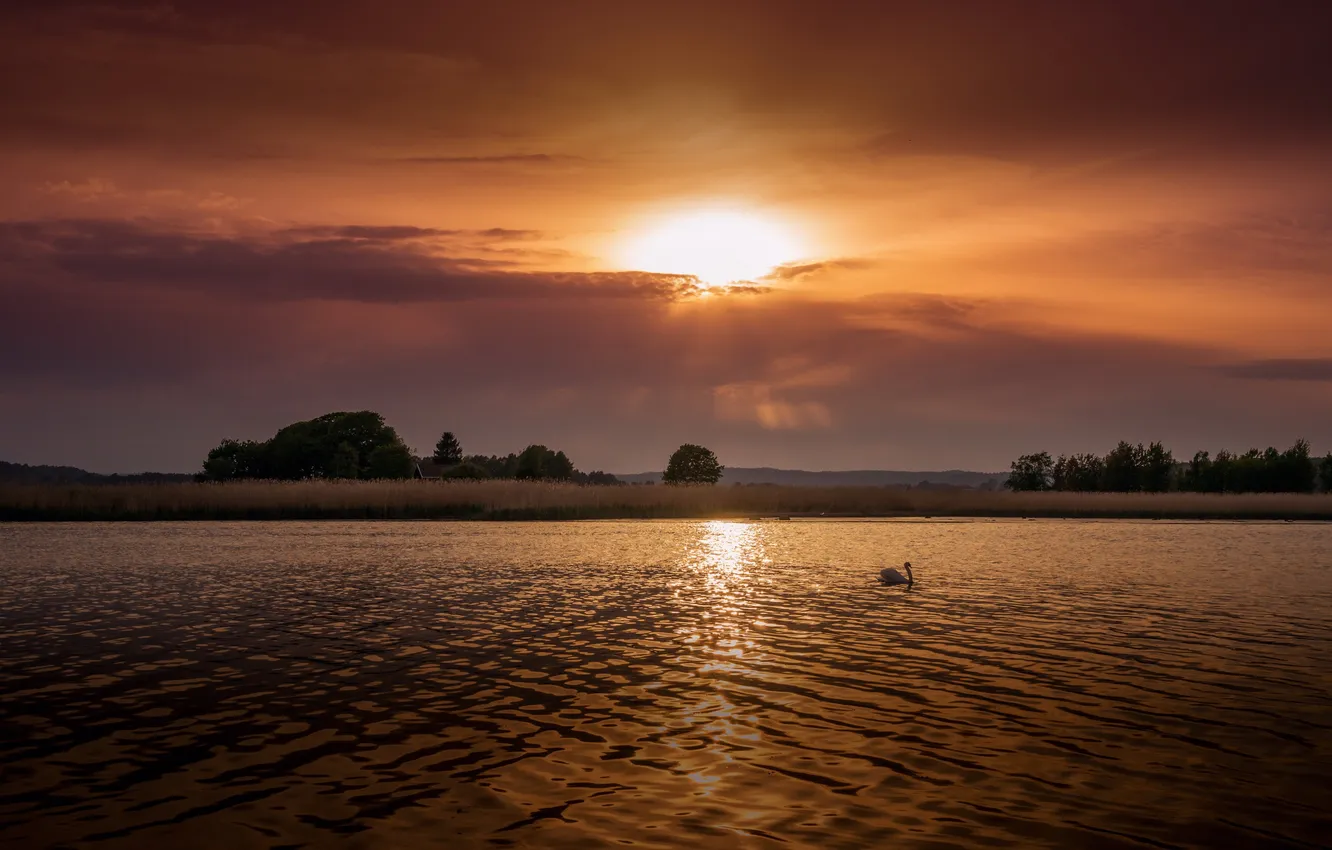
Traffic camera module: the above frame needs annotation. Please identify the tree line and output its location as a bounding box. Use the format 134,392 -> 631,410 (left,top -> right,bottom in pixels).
199,413 -> 726,485
429,433 -> 723,484
428,431 -> 620,484
1006,439 -> 1332,493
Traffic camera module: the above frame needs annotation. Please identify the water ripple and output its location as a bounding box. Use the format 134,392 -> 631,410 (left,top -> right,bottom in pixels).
1,519 -> 1330,849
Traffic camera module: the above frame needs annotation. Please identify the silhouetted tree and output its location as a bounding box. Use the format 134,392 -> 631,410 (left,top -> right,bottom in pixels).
201,439 -> 266,482
1321,453 -> 1332,493
1103,441 -> 1146,491
1006,452 -> 1052,491
663,444 -> 724,485
1142,442 -> 1175,492
432,432 -> 463,465
200,411 -> 413,481
1183,451 -> 1213,492
463,453 -> 519,478
514,445 -> 575,481
365,442 -> 414,479
1230,449 -> 1266,492
329,441 -> 360,479
1051,452 -> 1105,491
1278,439 -> 1317,493
1211,450 -> 1235,492
1051,455 -> 1072,491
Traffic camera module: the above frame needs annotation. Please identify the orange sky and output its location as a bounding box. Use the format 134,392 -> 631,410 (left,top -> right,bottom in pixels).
3,0 -> 1331,473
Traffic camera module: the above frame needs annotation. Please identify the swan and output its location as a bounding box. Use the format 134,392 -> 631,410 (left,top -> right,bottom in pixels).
880,562 -> 914,587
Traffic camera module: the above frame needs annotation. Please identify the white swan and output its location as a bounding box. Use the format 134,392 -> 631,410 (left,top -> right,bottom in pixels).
880,562 -> 914,587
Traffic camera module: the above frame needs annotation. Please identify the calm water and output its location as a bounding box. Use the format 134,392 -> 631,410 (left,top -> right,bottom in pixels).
1,520 -> 1330,849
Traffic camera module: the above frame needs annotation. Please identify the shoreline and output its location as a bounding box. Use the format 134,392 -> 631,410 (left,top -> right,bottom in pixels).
4,480 -> 1332,522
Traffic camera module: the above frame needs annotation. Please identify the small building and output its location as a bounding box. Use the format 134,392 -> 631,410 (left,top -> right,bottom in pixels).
414,460 -> 448,480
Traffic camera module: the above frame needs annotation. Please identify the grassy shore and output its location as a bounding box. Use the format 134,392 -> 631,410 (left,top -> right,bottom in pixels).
3,480 -> 1332,521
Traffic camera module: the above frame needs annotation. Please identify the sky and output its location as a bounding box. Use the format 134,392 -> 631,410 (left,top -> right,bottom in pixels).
3,0 -> 1332,474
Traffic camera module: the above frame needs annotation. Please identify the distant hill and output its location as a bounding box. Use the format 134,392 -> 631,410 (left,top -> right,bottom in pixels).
0,461 -> 193,485
615,466 -> 1006,489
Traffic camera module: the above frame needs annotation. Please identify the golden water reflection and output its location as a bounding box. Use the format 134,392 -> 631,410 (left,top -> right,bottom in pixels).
671,522 -> 775,794
2,520 -> 1330,849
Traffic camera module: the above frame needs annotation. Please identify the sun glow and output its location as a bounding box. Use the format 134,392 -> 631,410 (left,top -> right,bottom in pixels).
620,208 -> 806,286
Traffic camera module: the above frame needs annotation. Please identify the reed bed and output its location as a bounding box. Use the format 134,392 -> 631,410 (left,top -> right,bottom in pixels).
3,480 -> 1332,521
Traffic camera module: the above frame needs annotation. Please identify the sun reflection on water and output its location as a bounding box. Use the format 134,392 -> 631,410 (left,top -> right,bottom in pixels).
669,521 -> 774,793
688,520 -> 760,593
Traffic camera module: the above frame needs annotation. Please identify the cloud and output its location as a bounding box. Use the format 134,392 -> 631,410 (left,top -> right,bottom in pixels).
763,258 -> 874,282
392,154 -> 582,166
278,225 -> 542,242
281,225 -> 461,241
40,178 -> 121,199
5,218 -> 1332,471
1214,359 -> 1332,382
714,383 -> 834,430
5,2 -> 1331,166
0,219 -> 706,304
966,213 -> 1332,283
476,228 -> 543,241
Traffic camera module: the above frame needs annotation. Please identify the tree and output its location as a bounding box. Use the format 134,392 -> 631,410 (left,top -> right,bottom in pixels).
433,431 -> 462,465
515,445 -> 575,481
329,441 -> 360,479
1278,439 -> 1316,493
199,411 -> 412,481
440,461 -> 490,480
1141,442 -> 1175,492
1220,452 -> 1236,492
1103,441 -> 1146,492
1051,453 -> 1106,491
365,442 -> 414,479
663,444 -> 723,485
1321,453 -> 1332,493
201,439 -> 266,481
1183,451 -> 1213,492
1231,448 -> 1265,492
1005,452 -> 1052,491
1051,455 -> 1073,492
463,453 -> 517,478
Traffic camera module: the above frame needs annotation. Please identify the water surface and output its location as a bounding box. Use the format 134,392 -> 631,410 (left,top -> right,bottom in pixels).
1,520 -> 1330,849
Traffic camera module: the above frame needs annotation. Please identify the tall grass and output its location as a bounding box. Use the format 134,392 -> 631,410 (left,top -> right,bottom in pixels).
3,480 -> 1332,521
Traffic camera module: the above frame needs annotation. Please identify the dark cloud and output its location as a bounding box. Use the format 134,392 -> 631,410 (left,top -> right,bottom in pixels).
0,219 -> 703,304
1214,359 -> 1332,383
281,225 -> 458,240
3,1 -> 1331,162
476,228 -> 543,241
278,225 -> 543,242
393,154 -> 580,166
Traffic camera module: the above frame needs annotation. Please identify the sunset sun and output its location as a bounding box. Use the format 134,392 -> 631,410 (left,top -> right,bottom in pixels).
620,208 -> 805,285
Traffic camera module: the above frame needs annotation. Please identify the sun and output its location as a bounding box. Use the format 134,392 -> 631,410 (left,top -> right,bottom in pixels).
619,208 -> 805,286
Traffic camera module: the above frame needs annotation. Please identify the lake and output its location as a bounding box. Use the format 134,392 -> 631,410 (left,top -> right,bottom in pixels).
1,520 -> 1329,849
